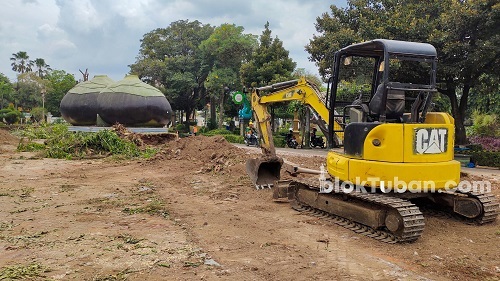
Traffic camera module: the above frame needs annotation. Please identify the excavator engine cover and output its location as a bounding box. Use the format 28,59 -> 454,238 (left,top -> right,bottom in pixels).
246,156 -> 283,188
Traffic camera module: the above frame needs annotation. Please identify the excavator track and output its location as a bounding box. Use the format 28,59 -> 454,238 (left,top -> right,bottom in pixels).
290,178 -> 425,243
455,188 -> 499,224
420,188 -> 499,224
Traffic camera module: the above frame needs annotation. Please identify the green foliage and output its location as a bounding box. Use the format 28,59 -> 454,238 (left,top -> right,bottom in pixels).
467,74 -> 500,116
10,51 -> 34,74
0,263 -> 48,280
200,24 -> 256,128
463,113 -> 499,166
273,135 -> 286,148
465,151 -> 500,168
0,106 -> 23,124
273,127 -> 292,148
337,81 -> 371,102
13,123 -> 68,140
33,58 -> 51,78
201,128 -> 244,143
122,199 -> 169,218
16,124 -> 155,159
17,141 -> 45,152
175,123 -> 189,133
44,70 -> 77,116
271,103 -> 294,119
469,112 -> 499,138
221,134 -> 245,144
200,24 -> 256,71
240,22 -> 296,88
130,20 -> 214,122
306,0 -> 500,144
292,68 -> 325,89
0,73 -> 15,108
15,72 -> 49,111
432,93 -> 452,114
30,107 -> 46,122
206,118 -> 218,130
202,128 -> 234,136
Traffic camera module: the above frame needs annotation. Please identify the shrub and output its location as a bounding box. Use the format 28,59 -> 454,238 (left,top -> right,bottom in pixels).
175,123 -> 188,133
464,150 -> 500,168
0,107 -> 23,124
222,134 -> 245,144
273,135 -> 286,147
30,107 -> 46,122
469,112 -> 499,138
202,129 -> 234,136
13,123 -> 68,140
16,124 -> 155,159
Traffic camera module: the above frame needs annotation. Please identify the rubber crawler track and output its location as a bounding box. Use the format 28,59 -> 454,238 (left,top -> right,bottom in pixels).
291,178 -> 425,243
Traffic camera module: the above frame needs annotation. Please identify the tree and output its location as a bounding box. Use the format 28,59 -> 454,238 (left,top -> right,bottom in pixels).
130,20 -> 214,125
15,72 -> 49,111
306,0 -> 500,144
200,24 -> 257,127
433,0 -> 499,144
34,58 -> 52,78
292,68 -> 324,90
467,74 -> 500,116
240,22 -> 296,88
10,51 -> 34,74
0,73 -> 15,109
44,70 -> 77,116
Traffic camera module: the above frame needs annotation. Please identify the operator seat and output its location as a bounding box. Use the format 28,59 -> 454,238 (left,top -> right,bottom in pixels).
349,98 -> 370,123
368,84 -> 405,122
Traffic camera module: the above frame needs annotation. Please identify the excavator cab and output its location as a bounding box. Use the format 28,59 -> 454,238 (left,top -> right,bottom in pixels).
326,39 -> 461,189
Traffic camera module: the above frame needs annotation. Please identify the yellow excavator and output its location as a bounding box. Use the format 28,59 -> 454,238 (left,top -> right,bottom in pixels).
246,39 -> 499,243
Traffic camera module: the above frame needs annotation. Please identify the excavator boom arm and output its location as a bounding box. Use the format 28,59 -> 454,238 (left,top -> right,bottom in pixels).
247,77 -> 339,188
250,77 -> 341,156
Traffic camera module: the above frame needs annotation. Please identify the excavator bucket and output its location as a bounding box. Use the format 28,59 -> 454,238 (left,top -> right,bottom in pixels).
246,156 -> 283,189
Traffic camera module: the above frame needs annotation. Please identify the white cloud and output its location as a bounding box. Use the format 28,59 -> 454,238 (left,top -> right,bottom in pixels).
1,0 -> 346,82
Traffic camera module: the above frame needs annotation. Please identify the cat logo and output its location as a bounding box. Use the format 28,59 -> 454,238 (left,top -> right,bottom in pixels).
283,90 -> 295,98
414,128 -> 448,154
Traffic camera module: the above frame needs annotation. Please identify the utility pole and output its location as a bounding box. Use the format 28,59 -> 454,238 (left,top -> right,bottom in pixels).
41,88 -> 46,123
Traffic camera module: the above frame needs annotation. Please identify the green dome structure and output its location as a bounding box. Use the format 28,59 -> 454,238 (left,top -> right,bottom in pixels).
97,75 -> 172,127
60,75 -> 114,125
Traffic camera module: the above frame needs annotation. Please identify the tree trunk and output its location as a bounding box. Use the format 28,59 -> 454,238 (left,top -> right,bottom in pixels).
439,82 -> 468,145
457,84 -> 471,144
218,90 -> 225,129
210,96 -> 216,129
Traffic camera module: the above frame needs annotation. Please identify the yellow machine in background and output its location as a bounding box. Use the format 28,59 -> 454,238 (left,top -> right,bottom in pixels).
246,39 -> 499,243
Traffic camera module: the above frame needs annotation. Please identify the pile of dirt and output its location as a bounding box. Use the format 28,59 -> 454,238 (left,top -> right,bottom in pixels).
149,135 -> 250,174
0,128 -> 19,145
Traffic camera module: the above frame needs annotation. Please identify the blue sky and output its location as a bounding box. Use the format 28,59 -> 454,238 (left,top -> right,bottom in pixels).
1,0 -> 347,82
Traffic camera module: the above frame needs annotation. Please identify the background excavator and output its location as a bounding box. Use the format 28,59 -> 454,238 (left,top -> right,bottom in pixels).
246,39 -> 499,243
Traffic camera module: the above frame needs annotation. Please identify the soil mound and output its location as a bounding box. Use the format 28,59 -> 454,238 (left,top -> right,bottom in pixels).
0,128 -> 19,145
150,135 -> 250,174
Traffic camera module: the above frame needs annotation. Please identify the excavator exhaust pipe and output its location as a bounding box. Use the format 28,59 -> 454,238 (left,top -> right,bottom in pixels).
246,156 -> 283,189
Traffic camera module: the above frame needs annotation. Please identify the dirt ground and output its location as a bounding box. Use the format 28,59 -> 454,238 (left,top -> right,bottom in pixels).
0,128 -> 499,280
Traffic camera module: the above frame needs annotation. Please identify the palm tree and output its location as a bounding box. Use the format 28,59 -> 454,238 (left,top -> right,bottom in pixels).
10,51 -> 34,74
34,58 -> 52,78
